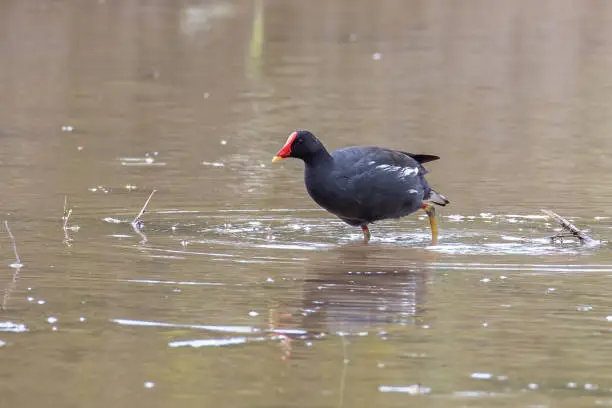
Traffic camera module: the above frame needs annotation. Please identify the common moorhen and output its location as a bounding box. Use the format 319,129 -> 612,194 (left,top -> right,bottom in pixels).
272,130 -> 449,244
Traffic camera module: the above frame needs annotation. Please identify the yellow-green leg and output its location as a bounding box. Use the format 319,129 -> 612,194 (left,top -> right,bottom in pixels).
421,203 -> 438,245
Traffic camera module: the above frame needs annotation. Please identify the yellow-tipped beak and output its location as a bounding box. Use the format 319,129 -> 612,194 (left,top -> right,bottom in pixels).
272,156 -> 284,163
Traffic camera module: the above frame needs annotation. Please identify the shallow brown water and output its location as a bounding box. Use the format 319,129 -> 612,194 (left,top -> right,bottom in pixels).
2,1 -> 612,407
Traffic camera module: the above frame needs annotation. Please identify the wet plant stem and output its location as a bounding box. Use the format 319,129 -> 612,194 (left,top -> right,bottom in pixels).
132,190 -> 157,227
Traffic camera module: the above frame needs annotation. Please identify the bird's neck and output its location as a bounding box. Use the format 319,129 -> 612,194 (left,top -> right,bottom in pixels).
303,147 -> 333,168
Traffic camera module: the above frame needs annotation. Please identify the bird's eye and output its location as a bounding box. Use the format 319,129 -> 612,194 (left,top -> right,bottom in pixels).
296,138 -> 304,144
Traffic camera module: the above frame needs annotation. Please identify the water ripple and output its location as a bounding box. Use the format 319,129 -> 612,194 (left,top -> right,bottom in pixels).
0,321 -> 28,333
110,319 -> 259,334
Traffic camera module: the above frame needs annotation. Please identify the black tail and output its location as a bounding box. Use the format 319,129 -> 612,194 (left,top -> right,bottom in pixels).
427,189 -> 449,206
403,152 -> 440,164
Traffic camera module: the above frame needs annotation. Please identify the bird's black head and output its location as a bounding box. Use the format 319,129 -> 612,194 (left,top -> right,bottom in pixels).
272,130 -> 326,163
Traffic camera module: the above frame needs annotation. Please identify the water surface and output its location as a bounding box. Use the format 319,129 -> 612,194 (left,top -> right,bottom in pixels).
1,1 -> 612,407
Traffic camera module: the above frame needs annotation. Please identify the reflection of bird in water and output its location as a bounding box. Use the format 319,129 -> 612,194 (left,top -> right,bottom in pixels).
298,245 -> 430,335
268,245 -> 438,350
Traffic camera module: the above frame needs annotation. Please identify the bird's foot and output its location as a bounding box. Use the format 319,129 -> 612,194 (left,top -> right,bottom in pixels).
361,225 -> 371,243
421,203 -> 438,245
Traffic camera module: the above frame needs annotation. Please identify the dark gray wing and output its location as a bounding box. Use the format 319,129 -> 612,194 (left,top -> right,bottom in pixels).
329,147 -> 429,221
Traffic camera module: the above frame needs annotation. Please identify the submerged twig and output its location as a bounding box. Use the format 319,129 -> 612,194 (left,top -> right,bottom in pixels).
2,269 -> 19,311
63,208 -> 73,246
132,190 -> 157,228
131,190 -> 157,244
63,209 -> 71,231
62,196 -> 80,246
541,209 -> 596,246
5,221 -> 22,267
3,221 -> 23,310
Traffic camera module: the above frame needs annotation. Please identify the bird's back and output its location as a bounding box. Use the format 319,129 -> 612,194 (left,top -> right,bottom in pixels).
305,146 -> 433,225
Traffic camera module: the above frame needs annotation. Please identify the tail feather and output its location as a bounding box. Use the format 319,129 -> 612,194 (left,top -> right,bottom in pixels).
427,189 -> 449,206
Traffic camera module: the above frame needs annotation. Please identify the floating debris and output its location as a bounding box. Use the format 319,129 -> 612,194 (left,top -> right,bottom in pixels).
542,209 -> 597,246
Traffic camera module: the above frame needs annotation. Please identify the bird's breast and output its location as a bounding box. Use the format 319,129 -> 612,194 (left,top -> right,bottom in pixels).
304,168 -> 349,209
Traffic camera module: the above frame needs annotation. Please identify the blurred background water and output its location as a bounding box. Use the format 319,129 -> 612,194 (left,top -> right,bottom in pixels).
1,1 -> 612,407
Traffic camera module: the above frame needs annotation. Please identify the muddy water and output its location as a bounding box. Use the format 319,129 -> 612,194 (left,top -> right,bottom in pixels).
1,0 -> 612,407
